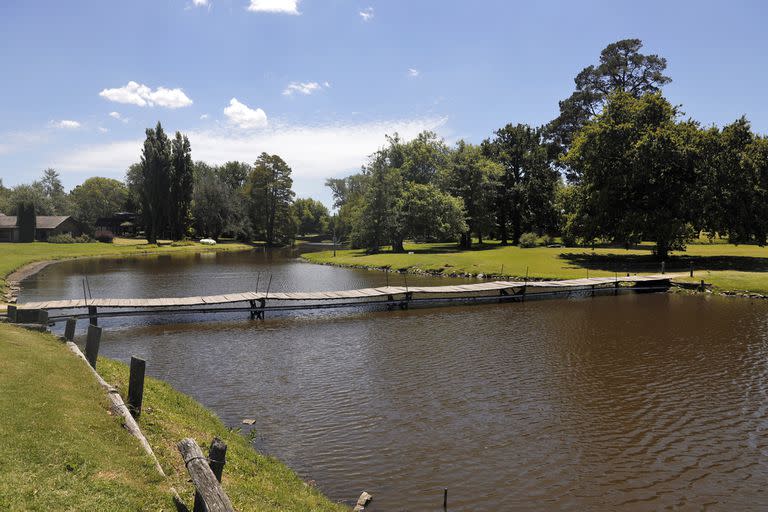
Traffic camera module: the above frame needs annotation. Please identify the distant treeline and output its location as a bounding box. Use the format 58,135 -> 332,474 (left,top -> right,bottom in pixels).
328,39 -> 768,258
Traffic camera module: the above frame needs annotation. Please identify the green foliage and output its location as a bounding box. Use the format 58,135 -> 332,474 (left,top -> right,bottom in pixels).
48,233 -> 93,243
439,140 -> 502,247
191,164 -> 251,240
518,232 -> 539,248
293,197 -> 330,235
69,177 -> 128,229
139,122 -> 172,244
401,182 -> 467,242
245,153 -> 296,245
482,123 -> 559,244
169,132 -> 194,240
16,201 -> 36,243
547,39 -> 672,159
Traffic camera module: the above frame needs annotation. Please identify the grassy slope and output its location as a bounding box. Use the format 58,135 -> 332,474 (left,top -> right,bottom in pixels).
0,323 -> 169,510
304,241 -> 768,294
0,324 -> 346,511
99,360 -> 346,512
0,239 -> 251,301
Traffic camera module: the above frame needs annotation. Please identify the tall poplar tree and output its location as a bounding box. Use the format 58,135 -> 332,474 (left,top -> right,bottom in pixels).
169,131 -> 194,239
139,122 -> 172,244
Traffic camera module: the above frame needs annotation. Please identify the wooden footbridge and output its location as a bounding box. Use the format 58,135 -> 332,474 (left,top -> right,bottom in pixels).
9,274 -> 683,325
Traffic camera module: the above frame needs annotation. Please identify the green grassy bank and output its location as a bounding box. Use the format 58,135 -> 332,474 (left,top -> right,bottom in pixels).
303,241 -> 768,295
0,323 -> 346,511
0,238 -> 252,305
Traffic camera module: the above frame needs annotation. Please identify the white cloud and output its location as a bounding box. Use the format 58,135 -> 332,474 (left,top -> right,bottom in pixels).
109,111 -> 122,120
52,120 -> 81,129
282,81 -> 330,96
99,81 -> 193,108
98,127 -> 109,133
247,0 -> 299,14
223,98 -> 268,129
408,68 -> 420,77
192,0 -> 209,5
53,117 -> 448,182
359,7 -> 374,21
200,114 -> 209,120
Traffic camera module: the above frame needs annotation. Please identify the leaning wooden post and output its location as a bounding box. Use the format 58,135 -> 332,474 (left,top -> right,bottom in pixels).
177,438 -> 234,512
88,305 -> 98,326
127,356 -> 146,419
64,317 -> 77,341
7,305 -> 16,323
84,324 -> 102,369
193,437 -> 228,512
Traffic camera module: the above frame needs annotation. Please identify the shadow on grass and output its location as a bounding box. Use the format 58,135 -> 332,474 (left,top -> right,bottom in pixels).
354,242 -> 502,257
560,252 -> 768,273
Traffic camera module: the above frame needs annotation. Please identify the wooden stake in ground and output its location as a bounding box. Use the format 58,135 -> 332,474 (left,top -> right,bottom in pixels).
177,438 -> 234,512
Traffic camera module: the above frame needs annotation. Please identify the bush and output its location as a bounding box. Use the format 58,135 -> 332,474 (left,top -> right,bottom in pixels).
94,230 -> 114,243
539,234 -> 554,246
519,232 -> 539,248
170,240 -> 195,247
48,233 -> 93,244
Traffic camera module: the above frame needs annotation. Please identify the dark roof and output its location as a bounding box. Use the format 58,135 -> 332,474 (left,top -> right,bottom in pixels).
0,215 -> 73,229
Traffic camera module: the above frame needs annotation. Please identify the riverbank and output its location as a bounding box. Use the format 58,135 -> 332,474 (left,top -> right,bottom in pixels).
303,241 -> 768,295
0,322 -> 347,511
0,239 -> 252,306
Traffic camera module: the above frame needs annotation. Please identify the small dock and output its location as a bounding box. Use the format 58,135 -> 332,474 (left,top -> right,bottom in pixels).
9,274 -> 683,325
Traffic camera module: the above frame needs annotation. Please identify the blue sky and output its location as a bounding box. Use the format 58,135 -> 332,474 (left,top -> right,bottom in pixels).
1,0 -> 767,205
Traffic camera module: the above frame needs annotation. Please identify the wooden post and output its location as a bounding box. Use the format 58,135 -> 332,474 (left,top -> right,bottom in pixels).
249,300 -> 257,320
64,317 -> 77,341
177,438 -> 234,512
88,306 -> 98,326
443,488 -> 448,509
194,437 -> 228,512
84,324 -> 102,369
127,356 -> 146,419
7,305 -> 16,323
661,261 -> 665,275
689,260 -> 694,278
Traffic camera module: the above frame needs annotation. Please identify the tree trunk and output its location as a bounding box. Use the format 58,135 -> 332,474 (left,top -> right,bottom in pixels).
460,231 -> 472,249
656,239 -> 669,260
498,206 -> 508,245
392,238 -> 405,253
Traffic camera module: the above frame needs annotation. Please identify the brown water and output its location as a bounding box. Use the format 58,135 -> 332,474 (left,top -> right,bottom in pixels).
19,249 -> 768,510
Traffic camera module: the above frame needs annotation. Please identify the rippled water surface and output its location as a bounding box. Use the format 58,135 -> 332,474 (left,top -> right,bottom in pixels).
19,249 -> 768,510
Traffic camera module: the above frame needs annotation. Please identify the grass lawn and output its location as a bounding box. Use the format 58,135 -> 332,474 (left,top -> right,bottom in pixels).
0,238 -> 252,305
0,323 -> 347,511
304,240 -> 768,294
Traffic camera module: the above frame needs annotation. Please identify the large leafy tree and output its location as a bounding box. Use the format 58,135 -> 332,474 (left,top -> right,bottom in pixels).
245,153 -> 296,245
400,182 -> 466,242
563,92 -> 699,259
191,164 -> 250,240
169,132 -> 194,239
40,168 -> 70,215
482,124 -> 558,244
139,122 -> 172,244
548,39 -> 671,161
69,177 -> 128,229
293,197 -> 330,235
439,141 -> 502,248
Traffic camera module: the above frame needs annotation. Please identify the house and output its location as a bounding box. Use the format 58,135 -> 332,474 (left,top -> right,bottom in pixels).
0,214 -> 85,242
94,212 -> 137,237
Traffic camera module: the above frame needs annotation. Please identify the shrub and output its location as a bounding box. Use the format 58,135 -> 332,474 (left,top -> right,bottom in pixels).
94,230 -> 114,243
519,232 -> 539,248
170,240 -> 195,247
48,233 -> 93,244
539,234 -> 554,246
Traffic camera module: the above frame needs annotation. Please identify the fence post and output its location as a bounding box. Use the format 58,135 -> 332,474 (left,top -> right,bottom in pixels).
88,306 -> 98,326
7,305 -> 16,323
64,318 -> 77,341
127,356 -> 146,419
661,261 -> 665,275
177,438 -> 234,512
84,325 -> 102,369
194,437 -> 228,512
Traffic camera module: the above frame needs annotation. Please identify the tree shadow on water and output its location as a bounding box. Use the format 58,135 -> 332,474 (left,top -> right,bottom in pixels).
559,252 -> 768,273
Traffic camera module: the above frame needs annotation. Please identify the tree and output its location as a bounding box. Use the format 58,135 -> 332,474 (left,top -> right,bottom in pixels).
293,197 -> 330,235
400,182 -> 467,242
439,141 -> 502,248
70,177 -> 128,229
16,201 -> 36,242
245,153 -> 296,245
547,39 -> 672,160
191,166 -> 251,240
217,161 -> 251,190
40,168 -> 70,215
139,122 -> 172,243
6,183 -> 52,215
169,132 -> 194,239
563,92 -> 699,259
482,124 -> 558,244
